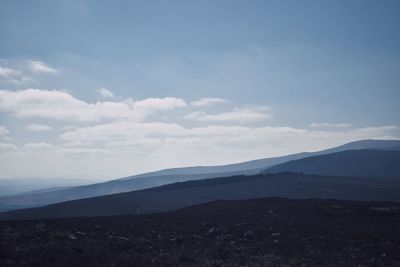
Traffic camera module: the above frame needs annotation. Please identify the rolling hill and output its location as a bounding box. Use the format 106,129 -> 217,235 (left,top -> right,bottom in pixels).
0,170 -> 259,212
1,139 -> 399,212
0,178 -> 95,197
266,149 -> 400,179
117,139 -> 400,179
1,172 -> 399,221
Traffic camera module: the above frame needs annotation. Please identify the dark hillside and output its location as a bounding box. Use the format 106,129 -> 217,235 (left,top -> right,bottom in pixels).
1,172 -> 399,221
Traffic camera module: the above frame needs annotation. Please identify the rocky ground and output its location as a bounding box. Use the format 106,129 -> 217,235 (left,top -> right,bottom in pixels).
1,197 -> 400,266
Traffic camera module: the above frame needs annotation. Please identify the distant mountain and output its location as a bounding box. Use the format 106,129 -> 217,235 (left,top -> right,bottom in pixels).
1,172 -> 399,220
0,170 -> 258,212
0,178 -> 95,197
1,139 -> 399,212
119,139 -> 400,179
266,150 -> 400,179
317,139 -> 400,153
117,153 -> 309,180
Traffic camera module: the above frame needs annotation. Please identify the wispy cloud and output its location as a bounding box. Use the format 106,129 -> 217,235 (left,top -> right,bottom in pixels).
131,97 -> 187,110
27,60 -> 58,74
184,106 -> 271,124
0,66 -> 21,78
309,122 -> 352,129
26,123 -> 54,132
0,65 -> 38,85
0,126 -> 10,136
191,97 -> 228,107
96,88 -> 114,99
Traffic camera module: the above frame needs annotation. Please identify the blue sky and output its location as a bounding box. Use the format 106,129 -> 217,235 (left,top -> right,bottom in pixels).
0,0 -> 399,179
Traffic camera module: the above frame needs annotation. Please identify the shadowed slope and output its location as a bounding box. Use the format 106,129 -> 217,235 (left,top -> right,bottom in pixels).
266,150 -> 400,179
1,172 -> 399,220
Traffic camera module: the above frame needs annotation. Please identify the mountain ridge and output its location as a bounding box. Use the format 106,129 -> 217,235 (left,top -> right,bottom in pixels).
1,171 -> 400,221
266,149 -> 400,179
1,139 -> 399,212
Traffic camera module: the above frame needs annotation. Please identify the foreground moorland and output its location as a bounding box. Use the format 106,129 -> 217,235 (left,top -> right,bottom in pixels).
1,197 -> 400,266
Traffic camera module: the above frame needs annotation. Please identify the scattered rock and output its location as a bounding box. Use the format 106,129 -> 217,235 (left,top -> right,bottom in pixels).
35,222 -> 46,231
207,227 -> 217,234
243,230 -> 253,239
136,237 -> 151,243
1,198 -> 399,266
370,206 -> 400,212
68,234 -> 78,240
108,235 -> 131,241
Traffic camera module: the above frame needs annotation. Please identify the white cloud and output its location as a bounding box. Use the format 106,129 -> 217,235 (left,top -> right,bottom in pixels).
356,125 -> 398,131
0,66 -> 21,78
27,60 -> 58,74
309,122 -> 352,129
191,97 -> 228,107
59,120 -> 400,152
131,97 -> 187,110
0,66 -> 35,85
0,62 -> 40,85
0,89 -> 187,122
60,121 -> 185,143
96,88 -> 114,99
184,106 -> 271,123
26,123 -> 54,132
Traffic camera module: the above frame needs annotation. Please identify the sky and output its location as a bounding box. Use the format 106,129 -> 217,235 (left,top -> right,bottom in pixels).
0,0 -> 399,180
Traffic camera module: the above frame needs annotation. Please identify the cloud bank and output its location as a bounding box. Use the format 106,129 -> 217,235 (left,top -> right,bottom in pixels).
0,86 -> 398,179
0,89 -> 187,122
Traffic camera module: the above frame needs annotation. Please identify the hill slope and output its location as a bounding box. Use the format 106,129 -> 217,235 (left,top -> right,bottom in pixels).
1,139 -> 399,212
266,150 -> 400,179
0,178 -> 94,197
0,170 -> 259,212
1,172 -> 400,220
118,139 -> 400,179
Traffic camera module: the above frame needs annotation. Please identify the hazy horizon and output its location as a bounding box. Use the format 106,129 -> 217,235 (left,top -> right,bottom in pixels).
1,0 -> 399,180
